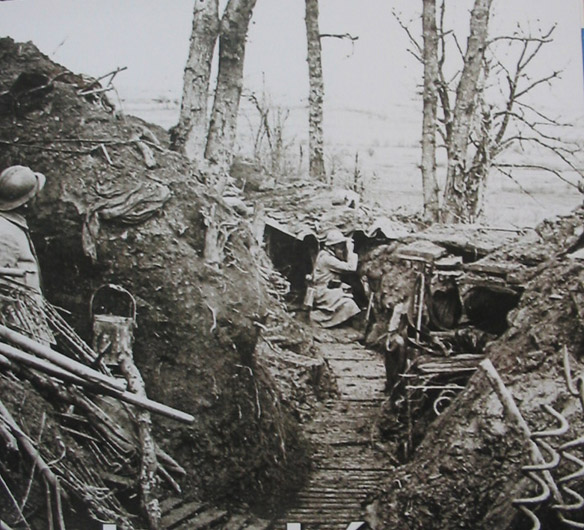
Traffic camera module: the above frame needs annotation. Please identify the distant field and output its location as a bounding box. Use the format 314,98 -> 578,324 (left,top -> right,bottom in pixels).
121,94 -> 583,228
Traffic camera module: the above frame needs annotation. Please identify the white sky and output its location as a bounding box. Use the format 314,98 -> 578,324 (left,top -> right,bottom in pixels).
0,0 -> 583,117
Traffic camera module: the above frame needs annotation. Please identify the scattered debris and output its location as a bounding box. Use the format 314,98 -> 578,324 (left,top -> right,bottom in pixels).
0,37 -> 313,527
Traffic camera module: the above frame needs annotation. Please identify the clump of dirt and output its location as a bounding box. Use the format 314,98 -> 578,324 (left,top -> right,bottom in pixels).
367,207 -> 584,529
0,37 -> 314,526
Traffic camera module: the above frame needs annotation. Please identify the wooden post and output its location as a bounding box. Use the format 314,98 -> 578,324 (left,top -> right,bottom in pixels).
105,313 -> 160,530
480,359 -> 563,503
0,400 -> 66,498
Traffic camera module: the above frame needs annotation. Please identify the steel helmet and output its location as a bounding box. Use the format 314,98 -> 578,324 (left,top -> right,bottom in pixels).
325,229 -> 347,247
0,165 -> 46,211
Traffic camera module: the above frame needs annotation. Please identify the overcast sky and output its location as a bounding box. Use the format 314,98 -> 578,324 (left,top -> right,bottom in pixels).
0,0 -> 583,118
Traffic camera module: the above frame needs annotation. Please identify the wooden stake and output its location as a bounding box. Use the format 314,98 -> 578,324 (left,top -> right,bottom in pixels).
0,342 -> 194,423
0,519 -> 16,530
112,316 -> 160,529
0,400 -> 66,499
0,324 -> 126,392
480,359 -> 563,503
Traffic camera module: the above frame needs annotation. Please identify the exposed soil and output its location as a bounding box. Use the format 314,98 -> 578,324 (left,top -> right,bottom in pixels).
2,35 -> 584,530
0,37 -> 318,528
364,209 -> 584,529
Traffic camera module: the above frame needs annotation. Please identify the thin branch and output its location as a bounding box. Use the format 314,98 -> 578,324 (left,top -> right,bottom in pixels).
493,166 -> 547,207
514,100 -> 569,125
77,86 -> 113,97
82,66 -> 128,91
392,9 -> 423,58
406,48 -> 423,64
451,32 -> 465,59
505,134 -> 578,157
496,162 -> 580,188
515,70 -> 561,99
489,34 -> 554,45
495,110 -> 571,144
319,32 -> 359,41
0,470 -> 32,530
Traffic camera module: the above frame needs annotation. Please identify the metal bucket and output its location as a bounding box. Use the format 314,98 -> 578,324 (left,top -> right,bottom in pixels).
90,284 -> 136,366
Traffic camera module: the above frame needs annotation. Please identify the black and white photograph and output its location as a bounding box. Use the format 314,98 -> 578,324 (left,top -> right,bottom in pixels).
1,1 -> 584,528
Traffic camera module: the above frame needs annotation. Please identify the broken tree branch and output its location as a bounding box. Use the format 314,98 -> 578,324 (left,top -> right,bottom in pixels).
0,340 -> 194,423
0,400 -> 67,502
0,470 -> 32,530
77,86 -> 113,97
319,32 -> 359,41
0,325 -> 126,392
79,66 -> 128,92
115,321 -> 160,530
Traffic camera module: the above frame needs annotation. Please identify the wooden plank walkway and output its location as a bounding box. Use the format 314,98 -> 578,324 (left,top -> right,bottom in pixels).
270,330 -> 390,530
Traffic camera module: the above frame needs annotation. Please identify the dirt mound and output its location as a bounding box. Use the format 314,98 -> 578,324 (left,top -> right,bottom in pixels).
0,37 -> 313,527
366,207 -> 584,529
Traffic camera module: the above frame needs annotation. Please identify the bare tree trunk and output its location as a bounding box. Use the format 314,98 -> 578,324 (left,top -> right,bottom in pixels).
421,0 -> 441,222
305,0 -> 326,181
442,0 -> 493,223
173,0 -> 220,160
205,0 -> 257,193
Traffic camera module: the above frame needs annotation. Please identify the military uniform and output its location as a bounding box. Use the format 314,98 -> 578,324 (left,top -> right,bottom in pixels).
309,230 -> 361,328
0,166 -> 52,343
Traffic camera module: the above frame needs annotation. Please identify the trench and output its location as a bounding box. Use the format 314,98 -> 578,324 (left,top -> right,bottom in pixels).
270,327 -> 390,530
262,225 -> 523,528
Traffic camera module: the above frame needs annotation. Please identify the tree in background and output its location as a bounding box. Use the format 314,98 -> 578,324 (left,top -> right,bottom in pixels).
174,0 -> 257,194
173,0 -> 257,263
205,0 -> 258,193
441,0 -> 493,222
246,87 -> 295,180
304,1 -> 359,183
305,0 -> 326,181
173,0 -> 220,161
399,0 -> 578,223
421,0 -> 441,222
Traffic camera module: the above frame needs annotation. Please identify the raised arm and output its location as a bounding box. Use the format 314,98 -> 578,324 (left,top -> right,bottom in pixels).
323,240 -> 358,273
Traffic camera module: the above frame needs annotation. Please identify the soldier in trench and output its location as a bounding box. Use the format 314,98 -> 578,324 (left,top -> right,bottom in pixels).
0,165 -> 53,343
308,229 -> 361,328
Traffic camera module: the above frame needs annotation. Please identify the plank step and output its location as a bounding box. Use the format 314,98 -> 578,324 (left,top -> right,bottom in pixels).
175,508 -> 227,530
220,513 -> 250,529
161,501 -> 206,529
160,497 -> 184,515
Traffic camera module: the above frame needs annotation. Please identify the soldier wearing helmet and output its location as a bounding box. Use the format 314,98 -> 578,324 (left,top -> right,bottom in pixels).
308,229 -> 361,328
0,165 -> 46,293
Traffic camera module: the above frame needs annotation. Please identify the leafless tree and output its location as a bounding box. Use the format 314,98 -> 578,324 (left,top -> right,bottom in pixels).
305,0 -> 326,181
172,0 -> 220,160
174,0 -> 258,263
205,0 -> 258,193
441,0 -> 494,223
398,0 -> 580,223
246,89 -> 294,180
304,1 -> 359,183
421,0 -> 441,222
174,0 -> 257,194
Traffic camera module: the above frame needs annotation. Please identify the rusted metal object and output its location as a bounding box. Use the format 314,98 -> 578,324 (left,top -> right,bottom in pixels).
90,284 -> 136,368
